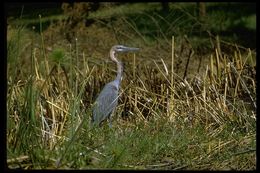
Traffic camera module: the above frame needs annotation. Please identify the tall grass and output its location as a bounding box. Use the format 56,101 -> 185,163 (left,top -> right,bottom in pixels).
7,4 -> 256,170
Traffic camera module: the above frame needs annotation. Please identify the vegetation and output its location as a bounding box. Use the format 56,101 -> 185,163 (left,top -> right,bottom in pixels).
7,2 -> 256,170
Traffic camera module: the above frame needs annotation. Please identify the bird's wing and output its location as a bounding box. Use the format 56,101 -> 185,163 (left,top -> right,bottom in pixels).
92,82 -> 119,124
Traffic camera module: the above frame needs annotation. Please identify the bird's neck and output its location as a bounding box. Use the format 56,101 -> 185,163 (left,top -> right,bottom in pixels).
115,61 -> 123,84
110,61 -> 122,91
110,50 -> 123,85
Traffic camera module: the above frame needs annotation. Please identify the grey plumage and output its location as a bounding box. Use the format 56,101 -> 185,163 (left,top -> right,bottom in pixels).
92,45 -> 139,127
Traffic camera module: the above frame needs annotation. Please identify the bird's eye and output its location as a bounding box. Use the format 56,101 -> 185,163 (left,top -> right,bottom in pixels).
116,46 -> 124,51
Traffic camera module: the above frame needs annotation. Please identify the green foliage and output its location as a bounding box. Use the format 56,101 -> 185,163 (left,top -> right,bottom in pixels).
50,48 -> 66,64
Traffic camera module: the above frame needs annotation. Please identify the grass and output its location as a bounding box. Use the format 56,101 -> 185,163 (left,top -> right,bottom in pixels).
7,3 -> 256,170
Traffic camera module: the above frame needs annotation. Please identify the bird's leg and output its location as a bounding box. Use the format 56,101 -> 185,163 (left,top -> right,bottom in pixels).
108,114 -> 112,128
108,110 -> 115,128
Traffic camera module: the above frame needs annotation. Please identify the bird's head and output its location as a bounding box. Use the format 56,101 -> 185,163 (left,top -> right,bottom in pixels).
111,45 -> 140,53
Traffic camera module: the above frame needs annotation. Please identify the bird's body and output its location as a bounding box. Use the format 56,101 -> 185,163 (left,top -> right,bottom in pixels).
92,45 -> 139,127
92,81 -> 119,126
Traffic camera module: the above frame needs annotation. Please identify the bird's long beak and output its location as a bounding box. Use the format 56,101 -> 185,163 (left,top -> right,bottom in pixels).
127,47 -> 139,52
123,47 -> 140,52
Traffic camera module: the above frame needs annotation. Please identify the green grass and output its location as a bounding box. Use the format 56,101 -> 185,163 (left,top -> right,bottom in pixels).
7,2 -> 256,170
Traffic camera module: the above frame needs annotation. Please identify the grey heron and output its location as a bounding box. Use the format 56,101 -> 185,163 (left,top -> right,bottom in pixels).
92,45 -> 139,127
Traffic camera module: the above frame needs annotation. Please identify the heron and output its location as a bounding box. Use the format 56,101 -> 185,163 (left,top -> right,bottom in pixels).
92,45 -> 139,127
